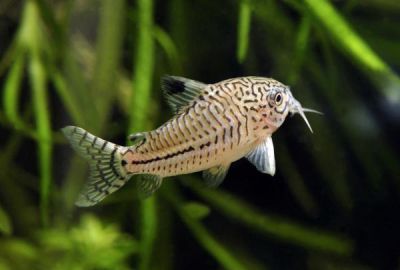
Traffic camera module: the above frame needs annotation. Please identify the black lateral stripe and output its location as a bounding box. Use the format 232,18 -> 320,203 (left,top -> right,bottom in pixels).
199,141 -> 211,149
131,146 -> 195,165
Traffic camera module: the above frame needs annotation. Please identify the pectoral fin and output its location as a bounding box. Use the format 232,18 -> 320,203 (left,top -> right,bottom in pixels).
246,137 -> 276,176
202,164 -> 231,187
137,174 -> 163,198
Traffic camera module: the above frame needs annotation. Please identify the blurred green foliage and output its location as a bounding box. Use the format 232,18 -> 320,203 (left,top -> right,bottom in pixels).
0,215 -> 137,270
0,0 -> 399,269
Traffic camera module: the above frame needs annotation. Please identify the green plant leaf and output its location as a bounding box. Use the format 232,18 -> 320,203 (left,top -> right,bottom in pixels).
302,0 -> 400,103
182,201 -> 211,220
165,184 -> 248,270
237,0 -> 252,63
129,1 -> 157,270
30,54 -> 52,227
0,206 -> 12,236
186,177 -> 353,256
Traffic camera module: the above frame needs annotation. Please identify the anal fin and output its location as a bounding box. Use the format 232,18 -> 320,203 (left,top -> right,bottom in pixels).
202,164 -> 231,187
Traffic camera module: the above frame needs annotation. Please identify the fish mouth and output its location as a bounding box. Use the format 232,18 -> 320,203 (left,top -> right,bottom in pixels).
289,99 -> 323,133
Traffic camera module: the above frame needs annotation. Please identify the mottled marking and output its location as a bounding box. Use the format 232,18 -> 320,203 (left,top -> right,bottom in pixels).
65,76 -> 309,203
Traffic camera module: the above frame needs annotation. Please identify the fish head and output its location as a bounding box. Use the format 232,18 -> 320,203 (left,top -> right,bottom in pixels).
262,81 -> 322,133
264,85 -> 292,129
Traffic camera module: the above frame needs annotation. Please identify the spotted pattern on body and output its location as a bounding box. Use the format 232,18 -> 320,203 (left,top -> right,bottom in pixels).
120,77 -> 291,177
62,76 -> 320,207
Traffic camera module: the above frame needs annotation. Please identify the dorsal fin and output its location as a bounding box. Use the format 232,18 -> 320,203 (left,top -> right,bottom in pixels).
161,75 -> 206,113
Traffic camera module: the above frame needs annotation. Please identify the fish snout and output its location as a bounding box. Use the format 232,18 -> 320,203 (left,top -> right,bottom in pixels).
289,98 -> 323,133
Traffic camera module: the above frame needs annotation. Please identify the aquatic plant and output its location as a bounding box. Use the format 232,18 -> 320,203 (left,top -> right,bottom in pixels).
0,0 -> 399,269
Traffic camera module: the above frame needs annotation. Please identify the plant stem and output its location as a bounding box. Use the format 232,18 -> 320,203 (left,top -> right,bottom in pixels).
30,54 -> 52,227
164,184 -> 248,270
236,0 -> 251,63
3,54 -> 32,133
153,26 -> 181,73
52,72 -> 85,126
237,0 -> 252,63
129,0 -> 157,269
187,178 -> 353,256
91,0 -> 126,130
130,0 -> 155,133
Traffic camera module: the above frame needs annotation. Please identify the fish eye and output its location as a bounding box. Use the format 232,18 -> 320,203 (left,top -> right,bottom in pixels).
275,93 -> 283,105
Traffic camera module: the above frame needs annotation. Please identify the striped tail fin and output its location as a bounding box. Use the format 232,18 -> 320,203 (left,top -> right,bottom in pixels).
62,126 -> 129,207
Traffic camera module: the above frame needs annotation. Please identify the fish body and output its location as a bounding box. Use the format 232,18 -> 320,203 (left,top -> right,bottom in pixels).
63,76 -> 320,206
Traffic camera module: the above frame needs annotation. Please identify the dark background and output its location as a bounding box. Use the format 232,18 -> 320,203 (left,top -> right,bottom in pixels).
0,0 -> 400,269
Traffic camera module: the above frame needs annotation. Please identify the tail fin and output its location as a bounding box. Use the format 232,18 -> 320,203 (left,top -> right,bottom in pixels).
62,126 -> 129,207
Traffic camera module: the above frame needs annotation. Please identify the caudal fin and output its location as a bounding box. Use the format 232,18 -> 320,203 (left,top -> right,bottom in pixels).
62,126 -> 129,207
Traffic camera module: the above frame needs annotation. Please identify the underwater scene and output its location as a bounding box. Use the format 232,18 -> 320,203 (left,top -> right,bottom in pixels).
0,0 -> 400,269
